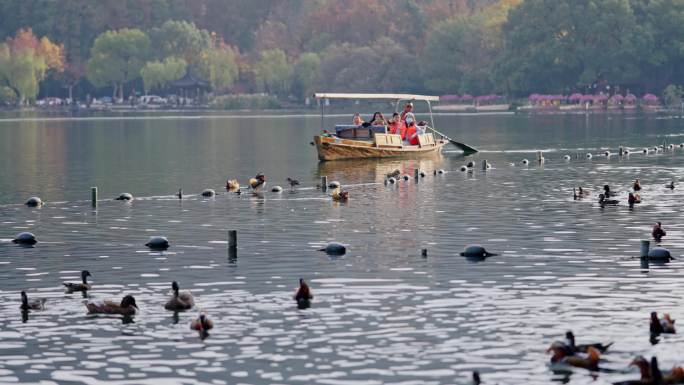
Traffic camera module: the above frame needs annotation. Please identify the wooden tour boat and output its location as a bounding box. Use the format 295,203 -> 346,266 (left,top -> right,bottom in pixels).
312,93 -> 478,161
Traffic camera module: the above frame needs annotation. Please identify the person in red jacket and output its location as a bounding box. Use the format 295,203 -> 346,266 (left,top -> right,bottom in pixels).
388,113 -> 401,135
406,122 -> 419,145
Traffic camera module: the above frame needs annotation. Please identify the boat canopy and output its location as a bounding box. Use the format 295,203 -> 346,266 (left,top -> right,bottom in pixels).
313,93 -> 439,102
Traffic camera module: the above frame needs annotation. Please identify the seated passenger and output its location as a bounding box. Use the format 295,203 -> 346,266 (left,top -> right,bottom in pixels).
388,113 -> 401,135
407,122 -> 420,145
352,113 -> 364,126
370,112 -> 387,126
400,102 -> 415,126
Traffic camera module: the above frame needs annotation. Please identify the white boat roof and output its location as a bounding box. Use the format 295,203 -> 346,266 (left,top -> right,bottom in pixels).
314,93 -> 439,102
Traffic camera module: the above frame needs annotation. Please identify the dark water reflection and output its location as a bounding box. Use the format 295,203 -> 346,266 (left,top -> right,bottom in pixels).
1,112 -> 684,384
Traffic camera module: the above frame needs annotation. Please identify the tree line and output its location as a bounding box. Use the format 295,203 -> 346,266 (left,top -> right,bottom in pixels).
0,0 -> 682,105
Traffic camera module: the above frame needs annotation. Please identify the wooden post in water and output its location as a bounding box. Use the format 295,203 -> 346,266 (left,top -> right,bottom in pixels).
414,169 -> 420,180
228,230 -> 237,261
536,151 -> 543,164
640,240 -> 650,268
321,176 -> 328,191
91,187 -> 97,207
482,160 -> 488,171
619,146 -> 624,156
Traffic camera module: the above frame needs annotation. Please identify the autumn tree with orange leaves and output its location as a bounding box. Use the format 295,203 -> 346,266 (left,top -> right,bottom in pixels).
0,28 -> 64,104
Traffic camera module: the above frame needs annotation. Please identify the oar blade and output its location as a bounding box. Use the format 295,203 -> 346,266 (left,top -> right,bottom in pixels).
449,140 -> 479,155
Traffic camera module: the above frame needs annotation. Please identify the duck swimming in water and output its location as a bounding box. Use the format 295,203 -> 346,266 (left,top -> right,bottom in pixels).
633,179 -> 642,191
20,291 -> 46,311
331,188 -> 349,202
63,270 -> 92,292
565,331 -> 613,354
164,281 -> 194,311
191,312 -> 214,332
286,177 -> 300,189
652,222 -> 666,241
226,179 -> 240,191
650,312 -> 676,335
628,193 -> 642,207
599,193 -> 619,205
294,278 -> 313,309
249,173 -> 266,192
547,342 -> 601,371
666,181 -> 675,190
573,187 -> 588,200
86,295 -> 138,316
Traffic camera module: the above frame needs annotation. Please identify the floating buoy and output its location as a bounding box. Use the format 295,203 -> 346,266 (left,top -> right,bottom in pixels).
328,181 -> 340,189
643,148 -> 649,154
115,193 -> 133,201
271,186 -> 283,193
402,175 -> 410,181
653,147 -> 659,152
460,165 -> 468,172
146,236 -> 169,250
680,144 -> 684,148
201,189 -> 215,197
419,171 -> 426,178
25,197 -> 42,207
319,242 -> 346,255
437,169 -> 446,175
459,244 -> 497,259
387,177 -> 396,184
648,247 -> 673,262
586,153 -> 593,159
669,144 -> 675,150
624,149 -> 630,155
563,155 -> 571,160
604,151 -> 611,157
466,161 -> 475,168
12,232 -> 37,245
522,159 -> 529,165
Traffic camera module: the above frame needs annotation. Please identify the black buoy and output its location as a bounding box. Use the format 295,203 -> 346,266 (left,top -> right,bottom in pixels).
115,193 -> 133,201
319,242 -> 346,255
146,236 -> 169,250
459,244 -> 497,259
12,232 -> 37,245
25,197 -> 43,207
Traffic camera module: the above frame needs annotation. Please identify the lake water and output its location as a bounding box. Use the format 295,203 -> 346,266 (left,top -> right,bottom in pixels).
1,111 -> 684,385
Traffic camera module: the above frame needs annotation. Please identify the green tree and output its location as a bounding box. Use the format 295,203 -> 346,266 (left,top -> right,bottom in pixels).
254,49 -> 292,97
198,43 -> 239,92
149,20 -> 211,69
0,28 -> 63,104
140,57 -> 187,94
87,28 -> 150,100
291,52 -> 320,100
423,15 -> 495,95
495,0 -> 640,95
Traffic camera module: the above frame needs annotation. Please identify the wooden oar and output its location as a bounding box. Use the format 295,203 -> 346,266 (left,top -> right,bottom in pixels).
428,126 -> 479,154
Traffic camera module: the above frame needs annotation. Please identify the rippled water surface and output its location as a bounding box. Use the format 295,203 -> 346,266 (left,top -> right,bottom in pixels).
2,111 -> 684,385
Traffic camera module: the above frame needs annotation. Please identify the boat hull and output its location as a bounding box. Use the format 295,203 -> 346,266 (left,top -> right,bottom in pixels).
314,135 -> 447,161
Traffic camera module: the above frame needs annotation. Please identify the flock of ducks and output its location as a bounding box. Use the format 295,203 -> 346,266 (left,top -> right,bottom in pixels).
13,143 -> 684,384
572,178 -> 677,209
19,272 -> 315,338
545,314 -> 679,383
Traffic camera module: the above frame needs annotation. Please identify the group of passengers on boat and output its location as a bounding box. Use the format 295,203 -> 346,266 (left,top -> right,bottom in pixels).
351,102 -> 427,145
